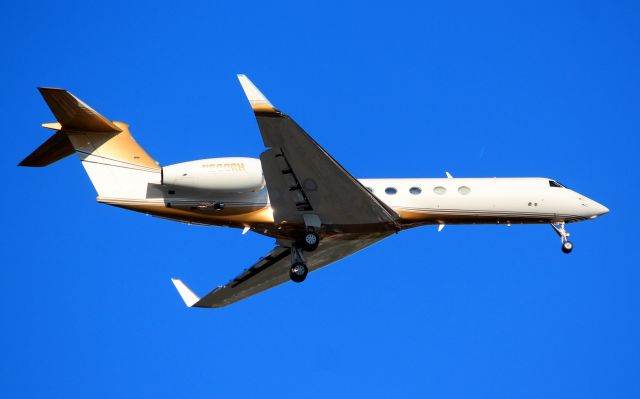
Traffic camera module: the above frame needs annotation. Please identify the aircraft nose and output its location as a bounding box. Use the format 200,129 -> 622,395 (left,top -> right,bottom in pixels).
583,199 -> 609,219
576,193 -> 609,219
593,202 -> 609,216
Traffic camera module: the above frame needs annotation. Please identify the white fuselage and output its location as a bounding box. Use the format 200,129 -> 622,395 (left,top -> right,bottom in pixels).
102,157 -> 608,238
148,157 -> 607,225
358,177 -> 608,225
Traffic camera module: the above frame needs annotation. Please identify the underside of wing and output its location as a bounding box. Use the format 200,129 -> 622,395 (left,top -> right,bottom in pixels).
172,232 -> 391,308
237,75 -> 399,234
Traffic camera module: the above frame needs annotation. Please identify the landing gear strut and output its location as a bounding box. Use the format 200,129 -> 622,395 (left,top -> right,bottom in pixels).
288,230 -> 321,282
551,222 -> 573,254
289,246 -> 309,283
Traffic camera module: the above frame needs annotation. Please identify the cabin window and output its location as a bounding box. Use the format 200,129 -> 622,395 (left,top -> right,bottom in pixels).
385,187 -> 397,195
549,180 -> 565,188
433,186 -> 446,195
458,186 -> 471,195
409,187 -> 422,195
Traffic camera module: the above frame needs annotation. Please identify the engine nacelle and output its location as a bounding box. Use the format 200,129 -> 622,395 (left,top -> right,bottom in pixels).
162,157 -> 264,193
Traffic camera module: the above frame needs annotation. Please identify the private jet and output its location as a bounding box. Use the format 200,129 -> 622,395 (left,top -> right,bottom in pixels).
19,75 -> 609,308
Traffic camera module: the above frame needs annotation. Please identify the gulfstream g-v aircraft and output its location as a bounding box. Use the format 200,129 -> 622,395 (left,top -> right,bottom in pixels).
20,75 -> 609,308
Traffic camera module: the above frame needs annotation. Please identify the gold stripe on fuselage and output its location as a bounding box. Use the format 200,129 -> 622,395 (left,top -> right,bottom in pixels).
397,209 -> 556,225
98,197 -> 274,227
98,197 -> 572,236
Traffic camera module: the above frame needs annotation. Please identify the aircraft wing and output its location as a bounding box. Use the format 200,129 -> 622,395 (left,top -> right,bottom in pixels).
237,75 -> 399,232
171,232 -> 391,308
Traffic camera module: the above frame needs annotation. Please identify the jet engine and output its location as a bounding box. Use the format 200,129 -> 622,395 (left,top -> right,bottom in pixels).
162,157 -> 264,193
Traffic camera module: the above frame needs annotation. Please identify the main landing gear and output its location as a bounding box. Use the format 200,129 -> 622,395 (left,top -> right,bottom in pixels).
289,246 -> 310,283
288,231 -> 321,283
301,231 -> 319,252
551,222 -> 573,254
289,262 -> 308,283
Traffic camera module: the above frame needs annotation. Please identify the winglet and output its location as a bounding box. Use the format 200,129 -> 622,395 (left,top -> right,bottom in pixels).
42,122 -> 62,130
171,278 -> 201,307
237,74 -> 279,114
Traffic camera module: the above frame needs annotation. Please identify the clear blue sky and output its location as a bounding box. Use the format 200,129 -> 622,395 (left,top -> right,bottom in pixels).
2,1 -> 639,398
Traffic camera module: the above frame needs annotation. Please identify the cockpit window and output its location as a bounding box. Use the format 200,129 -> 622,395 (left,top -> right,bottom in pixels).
549,180 -> 565,188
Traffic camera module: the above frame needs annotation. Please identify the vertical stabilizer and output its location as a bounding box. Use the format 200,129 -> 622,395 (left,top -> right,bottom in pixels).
20,88 -> 161,200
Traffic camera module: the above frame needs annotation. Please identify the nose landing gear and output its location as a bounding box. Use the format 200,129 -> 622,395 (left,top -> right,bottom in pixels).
551,222 -> 573,254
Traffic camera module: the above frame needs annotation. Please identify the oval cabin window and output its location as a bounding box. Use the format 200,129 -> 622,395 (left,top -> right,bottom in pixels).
458,186 -> 471,195
409,187 -> 422,195
385,187 -> 397,195
433,186 -> 447,195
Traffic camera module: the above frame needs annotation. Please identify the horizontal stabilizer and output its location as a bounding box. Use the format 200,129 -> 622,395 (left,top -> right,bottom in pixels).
18,132 -> 74,167
171,278 -> 201,307
38,88 -> 122,133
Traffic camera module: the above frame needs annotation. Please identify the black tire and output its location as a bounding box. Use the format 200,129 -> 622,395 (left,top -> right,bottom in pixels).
562,241 -> 573,254
301,231 -> 320,252
289,262 -> 308,283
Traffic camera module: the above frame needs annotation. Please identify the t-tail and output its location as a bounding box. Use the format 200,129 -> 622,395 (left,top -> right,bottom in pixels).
19,88 -> 161,201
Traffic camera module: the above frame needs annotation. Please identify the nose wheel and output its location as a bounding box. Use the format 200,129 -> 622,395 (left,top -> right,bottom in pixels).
551,222 -> 573,254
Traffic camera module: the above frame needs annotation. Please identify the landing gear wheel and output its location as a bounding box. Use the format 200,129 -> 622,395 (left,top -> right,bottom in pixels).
289,262 -> 308,283
301,231 -> 319,252
551,223 -> 574,254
